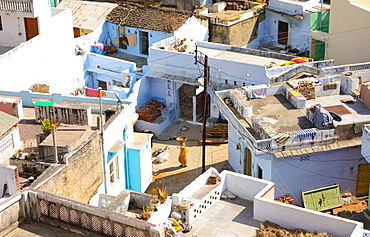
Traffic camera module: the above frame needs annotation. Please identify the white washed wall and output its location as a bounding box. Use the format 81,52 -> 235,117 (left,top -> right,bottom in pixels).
0,166 -> 18,196
254,197 -> 363,237
362,125 -> 370,163
0,8 -> 77,95
174,16 -> 208,42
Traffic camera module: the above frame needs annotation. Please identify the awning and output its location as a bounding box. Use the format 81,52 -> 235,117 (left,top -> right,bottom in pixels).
34,101 -> 55,107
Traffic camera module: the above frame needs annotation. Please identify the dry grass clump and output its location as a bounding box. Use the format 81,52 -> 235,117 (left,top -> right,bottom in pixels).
257,221 -> 332,237
29,84 -> 49,93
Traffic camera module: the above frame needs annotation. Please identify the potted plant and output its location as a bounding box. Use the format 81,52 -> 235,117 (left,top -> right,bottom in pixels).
150,184 -> 169,204
158,187 -> 168,204
41,118 -> 59,135
135,208 -> 151,221
145,205 -> 153,212
150,198 -> 160,206
41,118 -> 51,134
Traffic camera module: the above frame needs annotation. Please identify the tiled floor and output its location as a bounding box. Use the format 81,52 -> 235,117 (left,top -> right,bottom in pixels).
188,198 -> 261,237
146,119 -> 231,196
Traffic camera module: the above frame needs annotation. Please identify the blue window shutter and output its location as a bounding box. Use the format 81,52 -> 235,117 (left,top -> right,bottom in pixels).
107,151 -> 116,163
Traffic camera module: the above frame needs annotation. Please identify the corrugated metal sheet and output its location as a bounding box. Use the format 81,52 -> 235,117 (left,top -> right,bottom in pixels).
58,0 -> 117,30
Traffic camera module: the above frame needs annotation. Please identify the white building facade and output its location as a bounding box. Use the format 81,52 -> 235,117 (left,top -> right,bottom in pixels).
0,0 -> 80,95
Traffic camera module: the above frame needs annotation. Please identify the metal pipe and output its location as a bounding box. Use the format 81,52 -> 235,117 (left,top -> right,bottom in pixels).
201,55 -> 209,173
52,125 -> 58,163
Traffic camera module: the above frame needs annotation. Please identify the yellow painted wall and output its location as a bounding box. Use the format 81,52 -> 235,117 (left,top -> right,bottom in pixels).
327,0 -> 370,65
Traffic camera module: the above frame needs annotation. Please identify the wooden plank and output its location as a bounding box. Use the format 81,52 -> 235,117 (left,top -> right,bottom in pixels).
274,152 -> 284,158
200,138 -> 228,145
207,131 -> 228,134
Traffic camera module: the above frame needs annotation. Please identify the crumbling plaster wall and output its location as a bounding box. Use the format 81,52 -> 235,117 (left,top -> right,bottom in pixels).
35,132 -> 103,203
210,16 -> 259,47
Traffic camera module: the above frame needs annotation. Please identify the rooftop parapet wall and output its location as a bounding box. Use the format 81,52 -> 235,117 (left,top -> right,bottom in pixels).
0,90 -> 130,112
215,90 -> 271,152
0,193 -> 21,236
172,168 -> 223,224
172,168 -> 221,205
221,170 -> 275,201
266,60 -> 334,80
320,62 -> 370,77
208,7 -> 263,27
254,195 -> 363,237
197,41 -> 295,61
269,65 -> 320,83
24,189 -> 164,237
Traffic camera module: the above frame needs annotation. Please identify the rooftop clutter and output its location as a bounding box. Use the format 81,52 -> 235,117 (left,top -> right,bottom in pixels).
106,2 -> 192,33
217,67 -> 370,149
136,100 -> 165,123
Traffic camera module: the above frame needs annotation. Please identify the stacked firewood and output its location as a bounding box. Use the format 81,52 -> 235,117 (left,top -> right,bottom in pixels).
296,81 -> 316,100
275,195 -> 295,205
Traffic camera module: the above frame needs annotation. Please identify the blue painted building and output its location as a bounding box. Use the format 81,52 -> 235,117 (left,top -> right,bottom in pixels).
105,2 -> 208,58
215,69 -> 370,204
248,0 -> 330,58
102,105 -> 153,195
83,53 -> 137,99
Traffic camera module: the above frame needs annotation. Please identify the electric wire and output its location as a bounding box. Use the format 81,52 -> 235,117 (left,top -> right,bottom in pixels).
245,15 -> 370,42
245,17 -> 370,48
277,157 -> 370,182
271,165 -> 303,206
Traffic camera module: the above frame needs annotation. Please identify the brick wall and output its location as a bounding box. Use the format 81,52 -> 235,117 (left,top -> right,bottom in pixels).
36,132 -> 103,203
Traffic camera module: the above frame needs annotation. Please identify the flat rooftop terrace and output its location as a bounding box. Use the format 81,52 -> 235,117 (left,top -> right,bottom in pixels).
197,46 -> 288,66
249,94 -> 314,133
306,94 -> 370,124
207,9 -> 250,18
188,197 -> 260,237
237,93 -> 370,134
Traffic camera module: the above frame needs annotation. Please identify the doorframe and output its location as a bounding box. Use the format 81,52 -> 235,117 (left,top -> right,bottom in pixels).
139,31 -> 149,55
24,17 -> 39,41
245,147 -> 252,176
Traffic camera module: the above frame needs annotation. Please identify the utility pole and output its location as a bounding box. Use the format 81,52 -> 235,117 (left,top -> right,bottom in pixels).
99,88 -> 108,194
194,45 -> 210,174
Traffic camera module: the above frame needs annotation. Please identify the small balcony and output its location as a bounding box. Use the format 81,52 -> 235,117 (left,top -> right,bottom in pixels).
0,0 -> 32,13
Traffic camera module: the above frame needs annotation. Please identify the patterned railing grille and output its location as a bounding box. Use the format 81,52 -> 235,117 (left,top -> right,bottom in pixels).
63,100 -> 119,112
0,94 -> 22,101
31,97 -> 53,104
0,200 -> 19,233
38,198 -> 151,237
0,0 -> 32,12
152,36 -> 176,48
320,62 -> 370,77
0,132 -> 14,155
